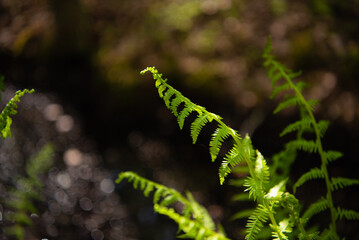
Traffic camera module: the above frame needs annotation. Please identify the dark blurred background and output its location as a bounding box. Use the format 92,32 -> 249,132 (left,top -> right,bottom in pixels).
0,0 -> 358,239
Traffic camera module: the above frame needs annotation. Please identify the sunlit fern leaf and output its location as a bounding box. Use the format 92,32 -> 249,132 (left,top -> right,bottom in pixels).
178,103 -> 195,129
330,177 -> 359,191
244,177 -> 266,202
190,113 -> 211,144
186,192 -> 216,231
163,87 -> 177,108
219,146 -> 247,184
153,204 -> 230,240
254,151 -> 270,182
271,218 -> 292,240
286,139 -> 317,153
336,207 -> 359,221
279,117 -> 312,137
323,150 -> 343,163
273,96 -> 299,114
245,204 -> 269,240
0,89 -> 34,138
171,94 -> 185,117
302,197 -> 329,223
265,179 -> 286,203
209,126 -> 231,162
293,168 -> 325,193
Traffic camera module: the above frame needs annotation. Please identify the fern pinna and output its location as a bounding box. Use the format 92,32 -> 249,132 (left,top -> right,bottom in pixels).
116,171 -> 229,240
263,37 -> 359,239
140,67 -> 304,240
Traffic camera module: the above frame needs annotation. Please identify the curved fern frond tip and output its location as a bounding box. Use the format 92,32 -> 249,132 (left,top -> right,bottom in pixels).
1,88 -> 35,139
142,66 -> 248,185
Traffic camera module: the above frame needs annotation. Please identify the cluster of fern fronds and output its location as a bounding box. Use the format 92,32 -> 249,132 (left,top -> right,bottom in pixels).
116,38 -> 359,240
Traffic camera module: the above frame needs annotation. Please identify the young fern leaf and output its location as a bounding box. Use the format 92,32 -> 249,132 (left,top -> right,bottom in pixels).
293,168 -> 325,193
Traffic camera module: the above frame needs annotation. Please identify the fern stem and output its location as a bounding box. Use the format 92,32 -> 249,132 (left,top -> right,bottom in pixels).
275,63 -> 338,236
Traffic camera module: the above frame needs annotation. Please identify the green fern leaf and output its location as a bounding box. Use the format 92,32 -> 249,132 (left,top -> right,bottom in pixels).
163,87 -> 177,108
273,96 -> 299,114
317,120 -> 330,138
170,94 -> 185,117
302,197 -> 329,223
190,113 -> 212,144
254,151 -> 270,182
279,117 -> 312,137
307,99 -> 319,111
336,207 -> 359,221
323,150 -> 343,163
330,177 -> 359,191
0,89 -> 34,138
219,146 -> 247,184
178,103 -> 194,129
286,139 -> 317,153
271,82 -> 291,99
245,204 -> 269,240
293,168 -> 325,193
209,126 -> 230,162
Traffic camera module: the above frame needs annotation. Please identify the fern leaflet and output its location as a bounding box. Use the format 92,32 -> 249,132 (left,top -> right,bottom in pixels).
293,168 -> 325,193
330,177 -> 359,191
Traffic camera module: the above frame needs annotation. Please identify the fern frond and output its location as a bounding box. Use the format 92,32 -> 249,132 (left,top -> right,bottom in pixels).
209,126 -> 231,162
317,120 -> 330,138
336,207 -> 359,221
219,146 -> 247,184
286,139 -> 317,154
293,168 -> 325,193
279,117 -> 312,137
178,102 -> 195,129
273,96 -> 299,114
190,113 -> 213,144
330,177 -> 359,191
270,218 -> 292,240
254,151 -> 270,183
170,94 -> 185,117
302,197 -> 329,223
163,87 -> 177,108
243,177 -> 265,202
154,204 -> 229,240
323,150 -> 343,163
245,204 -> 269,240
0,88 -> 34,138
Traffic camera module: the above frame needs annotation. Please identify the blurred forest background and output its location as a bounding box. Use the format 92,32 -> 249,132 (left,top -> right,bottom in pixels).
0,0 -> 359,239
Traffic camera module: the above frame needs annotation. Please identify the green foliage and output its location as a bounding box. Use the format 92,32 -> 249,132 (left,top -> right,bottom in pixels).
4,144 -> 54,240
117,37 -> 358,240
263,36 -> 359,238
0,80 -> 34,138
0,77 -> 52,239
116,171 -> 229,240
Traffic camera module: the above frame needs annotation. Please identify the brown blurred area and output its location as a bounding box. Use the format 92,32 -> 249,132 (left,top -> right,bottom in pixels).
0,0 -> 359,239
